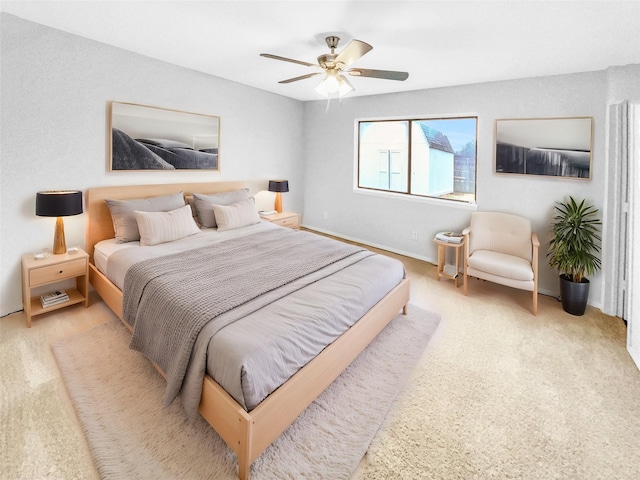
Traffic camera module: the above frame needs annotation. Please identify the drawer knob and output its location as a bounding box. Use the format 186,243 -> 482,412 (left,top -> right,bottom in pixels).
59,270 -> 63,274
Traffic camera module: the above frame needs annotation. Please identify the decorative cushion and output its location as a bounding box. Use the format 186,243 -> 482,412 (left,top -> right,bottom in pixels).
468,250 -> 534,281
105,192 -> 185,243
192,189 -> 251,228
134,204 -> 201,246
211,198 -> 260,232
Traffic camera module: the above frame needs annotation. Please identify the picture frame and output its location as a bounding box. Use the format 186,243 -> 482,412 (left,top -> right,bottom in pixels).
495,117 -> 592,179
109,101 -> 220,171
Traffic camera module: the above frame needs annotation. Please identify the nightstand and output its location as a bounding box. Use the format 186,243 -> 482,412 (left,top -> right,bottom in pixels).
21,248 -> 89,327
260,211 -> 300,229
433,237 -> 465,287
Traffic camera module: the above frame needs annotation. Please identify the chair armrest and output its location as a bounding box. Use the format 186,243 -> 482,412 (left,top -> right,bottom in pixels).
462,227 -> 471,235
531,232 -> 539,280
531,232 -> 540,247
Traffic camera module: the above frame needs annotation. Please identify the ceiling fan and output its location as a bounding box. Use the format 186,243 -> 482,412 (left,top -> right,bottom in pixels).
260,36 -> 409,97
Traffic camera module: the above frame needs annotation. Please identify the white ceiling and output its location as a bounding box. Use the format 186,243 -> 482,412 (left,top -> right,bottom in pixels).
3,1 -> 639,101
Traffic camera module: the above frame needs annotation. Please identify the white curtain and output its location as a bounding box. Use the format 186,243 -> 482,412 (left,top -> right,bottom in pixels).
608,102 -> 640,369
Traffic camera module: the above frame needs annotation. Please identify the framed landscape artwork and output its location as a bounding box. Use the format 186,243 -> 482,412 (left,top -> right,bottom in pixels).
109,101 -> 220,171
495,117 -> 592,179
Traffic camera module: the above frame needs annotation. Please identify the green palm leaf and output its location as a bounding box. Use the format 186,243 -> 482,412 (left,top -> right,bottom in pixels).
547,196 -> 602,283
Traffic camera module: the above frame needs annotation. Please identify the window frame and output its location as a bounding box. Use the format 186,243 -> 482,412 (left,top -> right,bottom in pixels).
355,115 -> 478,206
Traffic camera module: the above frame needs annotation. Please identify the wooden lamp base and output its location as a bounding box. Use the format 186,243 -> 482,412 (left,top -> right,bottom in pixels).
274,192 -> 283,213
53,217 -> 67,254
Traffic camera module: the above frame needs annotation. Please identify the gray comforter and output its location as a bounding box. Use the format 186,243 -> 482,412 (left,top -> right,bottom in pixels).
123,227 -> 371,409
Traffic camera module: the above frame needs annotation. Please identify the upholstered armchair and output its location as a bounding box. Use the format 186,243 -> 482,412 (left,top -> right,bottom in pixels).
462,212 -> 539,315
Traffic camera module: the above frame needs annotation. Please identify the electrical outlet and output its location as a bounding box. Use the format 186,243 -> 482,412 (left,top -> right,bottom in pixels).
412,231 -> 418,240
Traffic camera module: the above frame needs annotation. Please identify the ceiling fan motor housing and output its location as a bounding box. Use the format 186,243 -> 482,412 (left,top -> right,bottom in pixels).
317,53 -> 339,70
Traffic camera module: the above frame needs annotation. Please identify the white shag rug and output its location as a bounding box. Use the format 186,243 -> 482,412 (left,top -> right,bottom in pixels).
52,305 -> 441,479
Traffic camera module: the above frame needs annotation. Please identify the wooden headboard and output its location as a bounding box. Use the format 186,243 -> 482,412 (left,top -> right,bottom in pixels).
85,182 -> 246,263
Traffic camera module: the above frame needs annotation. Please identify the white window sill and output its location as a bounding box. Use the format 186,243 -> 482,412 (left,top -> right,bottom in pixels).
353,187 -> 478,211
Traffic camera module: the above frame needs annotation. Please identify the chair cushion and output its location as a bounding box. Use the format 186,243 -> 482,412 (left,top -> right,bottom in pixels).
469,212 -> 532,262
468,250 -> 534,281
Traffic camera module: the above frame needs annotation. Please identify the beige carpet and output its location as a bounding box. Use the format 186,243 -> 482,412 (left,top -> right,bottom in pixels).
51,305 -> 440,479
354,277 -> 640,480
4,247 -> 640,479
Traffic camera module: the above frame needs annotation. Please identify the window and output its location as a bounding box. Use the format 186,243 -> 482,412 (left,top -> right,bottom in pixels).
357,117 -> 477,204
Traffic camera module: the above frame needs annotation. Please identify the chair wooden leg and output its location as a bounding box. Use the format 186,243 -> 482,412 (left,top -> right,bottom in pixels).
532,291 -> 538,316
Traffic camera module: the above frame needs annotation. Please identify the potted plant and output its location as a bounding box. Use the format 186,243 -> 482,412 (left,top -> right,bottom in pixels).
547,196 -> 602,316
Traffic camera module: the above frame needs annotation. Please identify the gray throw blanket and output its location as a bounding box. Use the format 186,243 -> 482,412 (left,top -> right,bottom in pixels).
122,227 -> 366,406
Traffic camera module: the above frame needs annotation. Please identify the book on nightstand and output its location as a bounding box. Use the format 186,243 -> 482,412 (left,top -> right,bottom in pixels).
40,290 -> 69,308
443,264 -> 459,278
435,231 -> 464,244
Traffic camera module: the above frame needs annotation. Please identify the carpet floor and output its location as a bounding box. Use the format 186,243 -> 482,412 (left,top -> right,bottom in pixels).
5,246 -> 639,479
51,305 -> 440,479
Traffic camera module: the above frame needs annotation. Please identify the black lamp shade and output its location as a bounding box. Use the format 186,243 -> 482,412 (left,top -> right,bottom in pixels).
268,180 -> 289,193
36,190 -> 83,217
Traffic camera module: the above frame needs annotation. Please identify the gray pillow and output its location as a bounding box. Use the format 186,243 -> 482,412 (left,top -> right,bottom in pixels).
105,191 -> 185,243
192,188 -> 250,228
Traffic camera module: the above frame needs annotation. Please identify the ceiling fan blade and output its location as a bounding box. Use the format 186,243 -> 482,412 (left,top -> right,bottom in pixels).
348,68 -> 409,81
260,53 -> 317,68
334,39 -> 372,67
278,72 -> 323,84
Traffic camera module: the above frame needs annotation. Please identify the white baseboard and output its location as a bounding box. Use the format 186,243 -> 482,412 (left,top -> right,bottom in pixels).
302,224 -> 436,264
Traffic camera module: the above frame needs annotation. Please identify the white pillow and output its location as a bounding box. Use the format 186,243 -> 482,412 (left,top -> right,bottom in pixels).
211,198 -> 260,232
134,204 -> 201,246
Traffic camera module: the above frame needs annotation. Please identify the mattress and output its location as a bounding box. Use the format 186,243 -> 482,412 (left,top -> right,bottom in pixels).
94,222 -> 405,417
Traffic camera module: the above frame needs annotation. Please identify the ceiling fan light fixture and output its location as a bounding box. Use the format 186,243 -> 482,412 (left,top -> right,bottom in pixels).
315,70 -> 354,98
316,70 -> 339,95
314,81 -> 329,97
337,74 -> 354,96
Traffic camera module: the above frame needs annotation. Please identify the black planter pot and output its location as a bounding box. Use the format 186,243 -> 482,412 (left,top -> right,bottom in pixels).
559,274 -> 590,316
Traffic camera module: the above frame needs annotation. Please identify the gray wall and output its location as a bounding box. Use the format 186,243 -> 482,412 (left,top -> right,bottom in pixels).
302,66 -> 640,312
0,14 -> 304,316
2,13 -> 638,317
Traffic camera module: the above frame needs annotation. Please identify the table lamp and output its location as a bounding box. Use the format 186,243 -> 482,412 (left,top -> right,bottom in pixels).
268,180 -> 289,213
36,190 -> 83,254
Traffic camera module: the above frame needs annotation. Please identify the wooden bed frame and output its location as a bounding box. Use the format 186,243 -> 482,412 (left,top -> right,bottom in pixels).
85,182 -> 410,480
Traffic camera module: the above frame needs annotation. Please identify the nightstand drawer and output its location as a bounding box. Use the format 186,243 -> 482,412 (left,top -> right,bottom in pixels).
272,216 -> 299,229
30,258 -> 87,286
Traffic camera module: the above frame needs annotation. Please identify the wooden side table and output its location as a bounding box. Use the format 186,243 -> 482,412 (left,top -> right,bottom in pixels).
260,211 -> 300,229
433,238 -> 465,287
21,248 -> 89,327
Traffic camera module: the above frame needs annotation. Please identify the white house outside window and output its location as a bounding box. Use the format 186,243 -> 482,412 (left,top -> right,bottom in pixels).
357,117 -> 477,204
